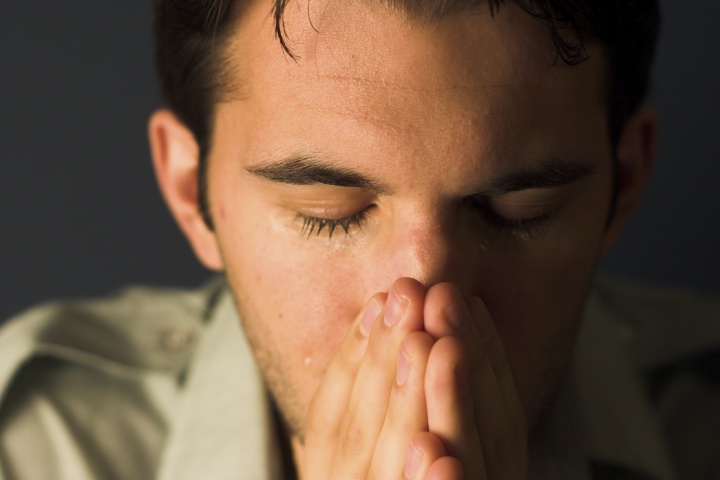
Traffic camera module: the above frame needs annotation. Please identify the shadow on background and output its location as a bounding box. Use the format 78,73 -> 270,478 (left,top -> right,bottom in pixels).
1,1 -> 718,323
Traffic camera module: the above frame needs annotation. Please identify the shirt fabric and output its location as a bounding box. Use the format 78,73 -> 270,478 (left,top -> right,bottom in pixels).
0,276 -> 718,480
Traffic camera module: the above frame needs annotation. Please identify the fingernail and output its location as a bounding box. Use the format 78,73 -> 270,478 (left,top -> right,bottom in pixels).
385,289 -> 409,327
404,442 -> 422,478
360,298 -> 383,337
443,299 -> 469,333
396,346 -> 410,385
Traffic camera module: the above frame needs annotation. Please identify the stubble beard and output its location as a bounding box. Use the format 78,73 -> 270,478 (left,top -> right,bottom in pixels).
226,278 -> 311,442
225,270 -> 585,446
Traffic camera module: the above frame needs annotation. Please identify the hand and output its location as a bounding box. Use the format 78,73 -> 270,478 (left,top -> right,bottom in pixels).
301,278 -> 440,479
299,279 -> 527,479
418,283 -> 528,479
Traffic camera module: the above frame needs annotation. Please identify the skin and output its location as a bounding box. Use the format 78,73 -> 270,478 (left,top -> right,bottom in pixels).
149,0 -> 657,477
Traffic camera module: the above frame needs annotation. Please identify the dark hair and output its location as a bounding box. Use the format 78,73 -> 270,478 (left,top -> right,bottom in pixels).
153,0 -> 660,228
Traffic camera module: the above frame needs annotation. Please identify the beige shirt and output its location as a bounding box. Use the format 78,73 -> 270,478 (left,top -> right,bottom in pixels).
0,276 -> 718,480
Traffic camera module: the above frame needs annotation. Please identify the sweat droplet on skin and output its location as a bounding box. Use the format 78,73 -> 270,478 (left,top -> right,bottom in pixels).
304,357 -> 312,367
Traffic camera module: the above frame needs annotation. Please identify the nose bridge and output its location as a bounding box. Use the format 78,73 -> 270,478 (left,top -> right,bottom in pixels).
379,211 -> 470,291
402,221 -> 450,286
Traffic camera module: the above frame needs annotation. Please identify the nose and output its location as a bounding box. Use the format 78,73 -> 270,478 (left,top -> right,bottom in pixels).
372,210 -> 477,294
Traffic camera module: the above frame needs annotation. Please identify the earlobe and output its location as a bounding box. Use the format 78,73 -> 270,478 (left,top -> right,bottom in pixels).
148,110 -> 224,271
600,105 -> 658,256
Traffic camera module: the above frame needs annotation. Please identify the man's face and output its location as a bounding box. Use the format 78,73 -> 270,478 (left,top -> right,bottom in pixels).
207,1 -> 614,436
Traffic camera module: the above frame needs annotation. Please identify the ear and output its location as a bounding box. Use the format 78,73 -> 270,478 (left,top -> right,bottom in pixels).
148,109 -> 224,270
600,106 -> 658,256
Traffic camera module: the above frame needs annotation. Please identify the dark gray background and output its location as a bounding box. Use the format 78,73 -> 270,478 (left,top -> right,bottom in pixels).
1,1 -> 718,323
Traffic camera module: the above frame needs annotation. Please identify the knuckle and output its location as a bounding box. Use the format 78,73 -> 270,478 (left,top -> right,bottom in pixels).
336,343 -> 359,373
340,415 -> 372,460
306,401 -> 328,433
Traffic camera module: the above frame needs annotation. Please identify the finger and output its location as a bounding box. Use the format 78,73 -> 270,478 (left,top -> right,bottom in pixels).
402,432 -> 452,480
425,285 -> 524,477
423,283 -> 473,341
424,284 -> 502,446
332,278 -> 426,478
425,336 -> 486,479
467,296 -> 525,428
467,296 -> 527,477
369,330 -> 433,477
425,457 -> 464,480
304,293 -> 386,478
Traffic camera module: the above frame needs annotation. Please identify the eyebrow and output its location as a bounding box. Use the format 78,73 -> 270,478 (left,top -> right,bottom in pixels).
246,154 -> 598,196
479,158 -> 599,196
246,154 -> 392,195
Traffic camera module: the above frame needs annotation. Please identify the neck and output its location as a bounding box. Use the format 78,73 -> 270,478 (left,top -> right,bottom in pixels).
271,401 -> 300,480
289,437 -> 305,480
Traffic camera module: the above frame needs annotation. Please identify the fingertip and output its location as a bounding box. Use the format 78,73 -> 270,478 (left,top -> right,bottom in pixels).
411,431 -> 447,456
403,440 -> 423,478
408,432 -> 464,478
387,278 -> 427,331
359,292 -> 388,336
404,432 -> 447,479
400,330 -> 435,358
430,336 -> 468,369
391,277 -> 427,295
390,278 -> 427,309
426,282 -> 463,305
426,456 -> 464,480
424,283 -> 471,339
375,291 -> 390,304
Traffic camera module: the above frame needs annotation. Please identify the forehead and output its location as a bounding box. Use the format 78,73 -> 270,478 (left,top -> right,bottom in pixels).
217,1 -> 607,172
229,1 -> 605,94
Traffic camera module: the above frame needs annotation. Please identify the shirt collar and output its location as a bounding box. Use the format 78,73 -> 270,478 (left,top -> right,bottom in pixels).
153,280 -> 679,480
569,289 -> 677,480
155,288 -> 284,480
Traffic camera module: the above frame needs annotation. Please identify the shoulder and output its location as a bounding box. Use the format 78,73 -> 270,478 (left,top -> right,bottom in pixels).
590,274 -> 720,370
588,274 -> 720,480
0,279 -> 224,386
0,279 -> 226,480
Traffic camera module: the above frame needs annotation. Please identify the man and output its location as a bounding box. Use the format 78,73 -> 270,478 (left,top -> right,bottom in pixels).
1,0 -> 718,479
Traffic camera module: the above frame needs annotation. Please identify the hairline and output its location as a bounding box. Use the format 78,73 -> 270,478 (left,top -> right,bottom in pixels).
199,0 -> 616,229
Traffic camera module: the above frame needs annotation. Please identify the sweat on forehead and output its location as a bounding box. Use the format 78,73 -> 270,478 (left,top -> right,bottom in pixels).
152,0 -> 659,227
228,0 -> 595,135
272,0 -> 540,55
269,0 -> 586,62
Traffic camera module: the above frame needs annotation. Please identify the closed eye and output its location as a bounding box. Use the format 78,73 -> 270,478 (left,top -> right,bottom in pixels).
297,210 -> 369,238
467,194 -> 555,238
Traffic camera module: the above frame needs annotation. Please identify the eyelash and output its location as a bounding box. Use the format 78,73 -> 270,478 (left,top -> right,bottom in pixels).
298,203 -> 550,239
299,211 -> 368,238
469,196 -> 551,238
478,208 -> 551,239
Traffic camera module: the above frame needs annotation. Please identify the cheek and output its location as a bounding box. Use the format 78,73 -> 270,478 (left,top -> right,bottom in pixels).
488,173 -> 611,324
217,196 -> 367,380
477,186 -> 609,423
491,206 -> 605,342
